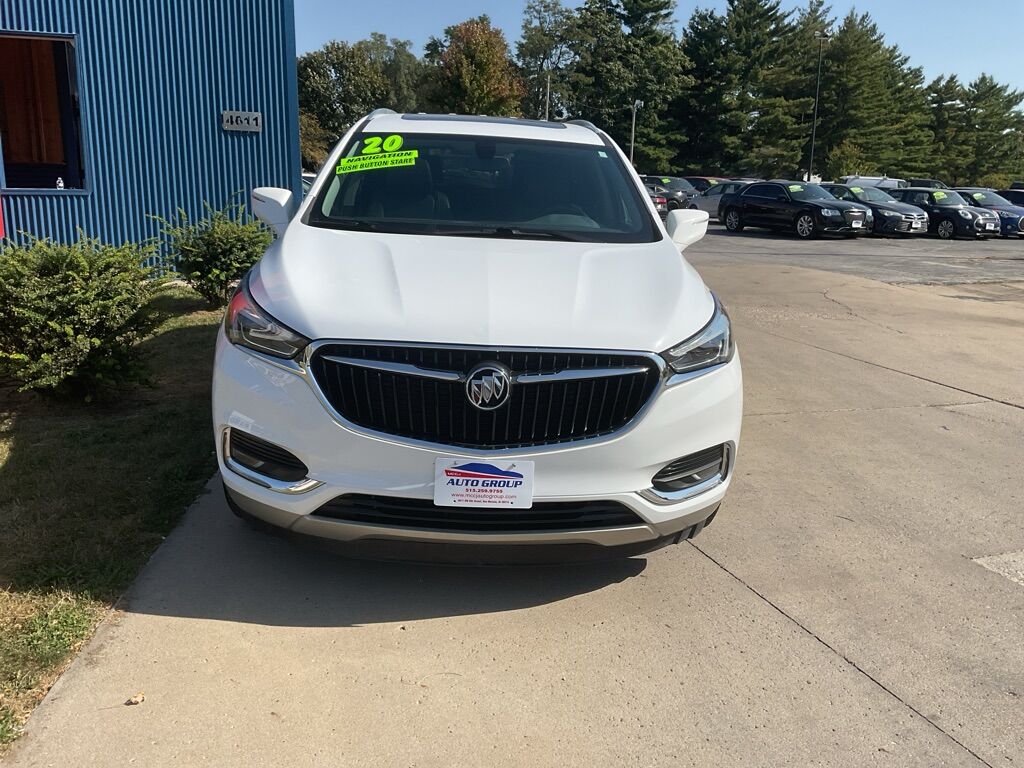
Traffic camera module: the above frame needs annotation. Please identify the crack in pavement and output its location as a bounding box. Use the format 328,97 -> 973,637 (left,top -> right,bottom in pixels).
822,288 -> 907,334
742,326 -> 1024,412
745,400 -> 989,417
688,542 -> 996,768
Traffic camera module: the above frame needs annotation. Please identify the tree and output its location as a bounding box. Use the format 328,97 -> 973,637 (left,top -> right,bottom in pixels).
354,33 -> 424,113
423,16 -> 525,116
566,0 -> 689,171
961,75 -> 1024,184
298,110 -> 333,170
926,75 -> 973,183
517,0 -> 575,120
673,9 -> 743,172
724,0 -> 810,177
823,139 -> 874,178
297,42 -> 388,139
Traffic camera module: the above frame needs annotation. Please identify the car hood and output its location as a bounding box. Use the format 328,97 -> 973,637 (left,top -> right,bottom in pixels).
250,223 -> 715,352
808,199 -> 865,211
989,204 -> 1024,216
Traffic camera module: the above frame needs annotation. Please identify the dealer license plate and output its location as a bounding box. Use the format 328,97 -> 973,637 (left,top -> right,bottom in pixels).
985,223 -> 997,230
852,220 -> 862,228
434,458 -> 535,508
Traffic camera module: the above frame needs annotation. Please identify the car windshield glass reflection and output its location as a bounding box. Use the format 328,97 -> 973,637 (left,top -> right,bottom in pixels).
966,191 -> 1011,206
932,191 -> 969,206
787,184 -> 834,201
852,187 -> 895,202
310,133 -> 657,243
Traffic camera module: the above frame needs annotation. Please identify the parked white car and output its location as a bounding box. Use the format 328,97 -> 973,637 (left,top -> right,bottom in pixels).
693,180 -> 755,221
214,110 -> 742,560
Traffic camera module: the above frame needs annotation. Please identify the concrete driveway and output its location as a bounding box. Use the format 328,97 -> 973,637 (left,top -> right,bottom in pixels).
6,234 -> 1023,767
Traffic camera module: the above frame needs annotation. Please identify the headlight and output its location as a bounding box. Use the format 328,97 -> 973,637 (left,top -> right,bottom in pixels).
225,277 -> 310,359
996,210 -> 1016,219
957,209 -> 973,219
661,296 -> 734,375
882,209 -> 901,217
820,208 -> 839,217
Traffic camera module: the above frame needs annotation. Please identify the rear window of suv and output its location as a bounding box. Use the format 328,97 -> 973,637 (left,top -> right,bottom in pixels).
308,132 -> 659,243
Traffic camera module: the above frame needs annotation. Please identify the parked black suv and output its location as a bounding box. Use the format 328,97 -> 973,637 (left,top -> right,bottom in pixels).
887,188 -> 1000,239
907,178 -> 948,189
997,189 -> 1024,206
718,181 -> 872,239
639,175 -> 696,209
821,183 -> 928,235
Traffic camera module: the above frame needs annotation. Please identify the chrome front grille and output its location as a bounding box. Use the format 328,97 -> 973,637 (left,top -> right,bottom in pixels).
309,343 -> 662,449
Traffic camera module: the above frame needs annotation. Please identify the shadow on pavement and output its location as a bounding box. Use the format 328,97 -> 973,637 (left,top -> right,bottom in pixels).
121,489 -> 648,628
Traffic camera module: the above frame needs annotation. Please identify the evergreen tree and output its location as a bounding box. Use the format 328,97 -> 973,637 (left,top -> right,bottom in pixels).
725,0 -> 810,177
567,0 -> 689,171
961,75 -> 1024,184
672,9 -> 742,172
926,76 -> 973,183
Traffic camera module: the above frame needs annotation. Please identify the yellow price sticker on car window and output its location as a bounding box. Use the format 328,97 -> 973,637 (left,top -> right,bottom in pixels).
850,186 -> 863,193
361,134 -> 404,154
788,184 -> 803,192
933,191 -> 947,200
337,150 -> 419,174
973,192 -> 984,199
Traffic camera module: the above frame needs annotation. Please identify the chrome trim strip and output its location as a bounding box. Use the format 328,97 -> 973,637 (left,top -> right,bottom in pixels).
639,442 -> 735,506
514,366 -> 650,384
665,361 -> 729,387
321,355 -> 462,382
222,428 -> 323,495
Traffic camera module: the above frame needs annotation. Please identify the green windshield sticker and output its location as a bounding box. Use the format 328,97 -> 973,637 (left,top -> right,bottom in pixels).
361,134 -> 404,154
337,150 -> 419,174
661,177 -> 671,183
973,192 -> 984,199
788,184 -> 803,192
933,191 -> 947,200
850,186 -> 863,193
598,150 -> 608,158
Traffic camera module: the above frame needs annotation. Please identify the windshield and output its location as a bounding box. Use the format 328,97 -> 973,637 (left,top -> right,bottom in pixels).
651,177 -> 696,193
964,190 -> 1011,206
932,190 -> 968,206
786,183 -> 834,201
849,186 -> 895,203
309,132 -> 657,243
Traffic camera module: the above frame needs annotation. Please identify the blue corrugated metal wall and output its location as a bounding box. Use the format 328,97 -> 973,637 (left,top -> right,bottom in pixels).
0,0 -> 300,255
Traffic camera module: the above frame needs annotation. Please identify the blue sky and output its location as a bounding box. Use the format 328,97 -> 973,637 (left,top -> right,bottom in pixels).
294,0 -> 1023,92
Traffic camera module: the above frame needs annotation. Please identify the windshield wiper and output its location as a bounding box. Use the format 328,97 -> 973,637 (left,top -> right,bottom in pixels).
440,227 -> 583,241
330,219 -> 382,232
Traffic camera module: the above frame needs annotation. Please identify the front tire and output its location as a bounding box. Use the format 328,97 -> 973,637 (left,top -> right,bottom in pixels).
795,213 -> 816,239
724,208 -> 744,232
936,218 -> 957,240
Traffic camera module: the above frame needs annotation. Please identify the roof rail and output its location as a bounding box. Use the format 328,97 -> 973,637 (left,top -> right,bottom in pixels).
367,108 -> 397,119
567,119 -> 600,134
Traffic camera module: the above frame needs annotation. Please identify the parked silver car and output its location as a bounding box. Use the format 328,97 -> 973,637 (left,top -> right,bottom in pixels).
691,180 -> 754,222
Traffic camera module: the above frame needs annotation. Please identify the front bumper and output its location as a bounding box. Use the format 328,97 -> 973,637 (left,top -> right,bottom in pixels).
874,215 -> 928,235
213,334 -> 743,556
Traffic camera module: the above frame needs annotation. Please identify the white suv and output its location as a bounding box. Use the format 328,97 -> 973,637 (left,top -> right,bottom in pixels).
213,110 -> 742,560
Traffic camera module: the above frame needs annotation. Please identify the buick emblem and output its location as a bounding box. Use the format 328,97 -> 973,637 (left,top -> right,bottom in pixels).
466,364 -> 512,411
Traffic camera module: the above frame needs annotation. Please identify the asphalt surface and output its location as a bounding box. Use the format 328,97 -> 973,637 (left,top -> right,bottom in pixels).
6,231 -> 1024,767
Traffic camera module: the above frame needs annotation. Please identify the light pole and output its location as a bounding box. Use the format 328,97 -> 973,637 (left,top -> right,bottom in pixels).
629,99 -> 644,166
807,31 -> 830,182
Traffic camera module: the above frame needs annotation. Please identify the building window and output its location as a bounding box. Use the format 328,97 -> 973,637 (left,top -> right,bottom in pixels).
0,34 -> 84,190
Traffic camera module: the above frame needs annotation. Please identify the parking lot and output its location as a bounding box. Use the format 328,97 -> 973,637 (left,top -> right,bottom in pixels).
7,232 -> 1024,767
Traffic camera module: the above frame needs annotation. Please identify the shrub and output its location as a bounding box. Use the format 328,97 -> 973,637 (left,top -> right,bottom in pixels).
0,237 -> 163,397
157,201 -> 272,307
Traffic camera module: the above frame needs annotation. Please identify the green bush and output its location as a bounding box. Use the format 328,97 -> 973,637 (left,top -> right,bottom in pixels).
157,201 -> 272,307
0,237 -> 162,397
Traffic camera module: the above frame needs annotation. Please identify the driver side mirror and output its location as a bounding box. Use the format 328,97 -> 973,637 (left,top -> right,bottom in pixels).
665,208 -> 709,251
251,187 -> 296,237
